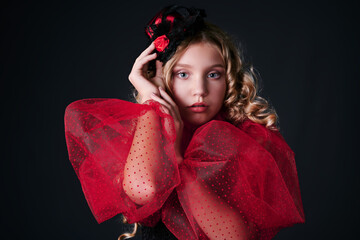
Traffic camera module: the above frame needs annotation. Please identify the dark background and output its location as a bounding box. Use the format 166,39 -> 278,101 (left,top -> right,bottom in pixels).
1,0 -> 359,239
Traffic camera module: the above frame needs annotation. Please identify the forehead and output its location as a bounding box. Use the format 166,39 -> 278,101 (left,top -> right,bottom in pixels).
174,42 -> 224,68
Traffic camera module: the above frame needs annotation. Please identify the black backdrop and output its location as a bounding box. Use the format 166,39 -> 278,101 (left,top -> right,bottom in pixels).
1,0 -> 359,239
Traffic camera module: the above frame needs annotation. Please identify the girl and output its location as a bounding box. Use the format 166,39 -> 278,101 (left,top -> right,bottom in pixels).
65,5 -> 305,240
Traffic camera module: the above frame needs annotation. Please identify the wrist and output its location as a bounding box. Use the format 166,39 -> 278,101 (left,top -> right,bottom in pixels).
138,91 -> 159,104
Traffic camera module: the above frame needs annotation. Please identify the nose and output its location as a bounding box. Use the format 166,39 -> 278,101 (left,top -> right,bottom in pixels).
192,75 -> 208,99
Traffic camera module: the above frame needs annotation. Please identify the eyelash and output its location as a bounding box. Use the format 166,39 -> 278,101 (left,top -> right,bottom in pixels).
175,71 -> 221,79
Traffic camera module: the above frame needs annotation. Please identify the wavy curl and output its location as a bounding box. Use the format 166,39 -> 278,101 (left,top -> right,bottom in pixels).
117,216 -> 138,240
162,22 -> 278,130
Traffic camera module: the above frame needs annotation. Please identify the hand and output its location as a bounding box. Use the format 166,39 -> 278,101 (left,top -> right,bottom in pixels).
128,43 -> 165,104
151,87 -> 184,164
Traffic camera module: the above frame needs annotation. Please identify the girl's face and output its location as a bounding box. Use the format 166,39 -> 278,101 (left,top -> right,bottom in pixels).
172,42 -> 227,127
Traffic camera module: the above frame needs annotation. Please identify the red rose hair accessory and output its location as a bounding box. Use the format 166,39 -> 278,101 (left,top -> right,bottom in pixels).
153,35 -> 169,52
145,5 -> 206,63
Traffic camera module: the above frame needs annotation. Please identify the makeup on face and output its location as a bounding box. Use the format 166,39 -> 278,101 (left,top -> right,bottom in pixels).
172,42 -> 227,126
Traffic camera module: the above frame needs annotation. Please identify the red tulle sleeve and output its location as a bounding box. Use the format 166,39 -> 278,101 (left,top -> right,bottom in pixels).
167,120 -> 305,239
64,99 -> 180,224
64,99 -> 304,239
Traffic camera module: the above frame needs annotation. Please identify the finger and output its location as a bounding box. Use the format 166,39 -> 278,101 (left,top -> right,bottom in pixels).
150,93 -> 172,110
128,52 -> 157,86
135,52 -> 157,67
158,87 -> 176,106
161,105 -> 170,115
158,87 -> 182,120
131,53 -> 157,76
150,93 -> 176,119
135,53 -> 157,71
157,88 -> 182,121
137,42 -> 156,59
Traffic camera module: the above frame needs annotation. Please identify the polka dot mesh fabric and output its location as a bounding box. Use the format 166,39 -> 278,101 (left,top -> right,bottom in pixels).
64,99 -> 305,239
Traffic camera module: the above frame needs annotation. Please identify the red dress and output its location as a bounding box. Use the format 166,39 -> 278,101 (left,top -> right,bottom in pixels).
64,98 -> 305,239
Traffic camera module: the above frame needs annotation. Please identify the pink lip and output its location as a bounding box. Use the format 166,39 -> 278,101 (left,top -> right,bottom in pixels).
188,102 -> 208,113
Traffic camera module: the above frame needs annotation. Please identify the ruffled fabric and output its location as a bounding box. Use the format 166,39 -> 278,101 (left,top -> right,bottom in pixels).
64,99 -> 304,239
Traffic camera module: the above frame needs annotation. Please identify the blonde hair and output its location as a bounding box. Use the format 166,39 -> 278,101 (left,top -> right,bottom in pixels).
162,22 -> 278,130
118,216 -> 138,240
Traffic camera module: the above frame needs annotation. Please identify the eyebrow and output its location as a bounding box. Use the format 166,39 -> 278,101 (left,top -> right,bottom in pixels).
174,63 -> 225,68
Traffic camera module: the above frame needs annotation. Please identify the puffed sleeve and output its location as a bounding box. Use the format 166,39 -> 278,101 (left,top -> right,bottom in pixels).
168,120 -> 305,240
64,99 -> 180,225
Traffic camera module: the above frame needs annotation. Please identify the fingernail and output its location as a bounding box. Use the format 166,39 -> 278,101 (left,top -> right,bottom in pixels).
159,86 -> 163,91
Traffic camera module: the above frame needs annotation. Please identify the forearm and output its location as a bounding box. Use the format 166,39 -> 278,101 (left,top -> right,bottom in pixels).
123,110 -> 162,205
184,178 -> 254,240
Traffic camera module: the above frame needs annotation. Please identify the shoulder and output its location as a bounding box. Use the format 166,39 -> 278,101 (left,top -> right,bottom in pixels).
197,119 -> 293,153
195,119 -> 273,138
237,119 -> 294,155
236,120 -> 272,145
185,119 -> 279,162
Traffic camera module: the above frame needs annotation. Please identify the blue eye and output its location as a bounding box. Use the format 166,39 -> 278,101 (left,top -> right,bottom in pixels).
208,72 -> 220,79
177,72 -> 189,79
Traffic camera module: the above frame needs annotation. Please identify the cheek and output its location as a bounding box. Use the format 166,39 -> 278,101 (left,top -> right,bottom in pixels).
214,81 -> 227,102
172,80 -> 187,104
172,89 -> 185,107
